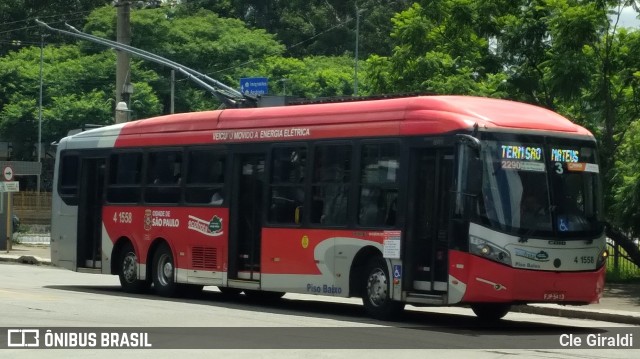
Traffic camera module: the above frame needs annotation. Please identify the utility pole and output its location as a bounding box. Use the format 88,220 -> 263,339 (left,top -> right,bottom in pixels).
354,5 -> 365,97
116,0 -> 132,120
37,34 -> 44,201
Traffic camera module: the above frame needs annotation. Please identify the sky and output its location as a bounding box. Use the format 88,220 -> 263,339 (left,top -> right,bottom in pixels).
615,6 -> 640,28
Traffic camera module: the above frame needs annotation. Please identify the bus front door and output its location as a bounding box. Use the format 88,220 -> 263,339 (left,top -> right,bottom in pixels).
228,153 -> 265,281
405,149 -> 453,293
77,157 -> 106,269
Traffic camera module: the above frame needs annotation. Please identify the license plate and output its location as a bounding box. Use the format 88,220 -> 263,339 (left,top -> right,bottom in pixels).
543,292 -> 566,301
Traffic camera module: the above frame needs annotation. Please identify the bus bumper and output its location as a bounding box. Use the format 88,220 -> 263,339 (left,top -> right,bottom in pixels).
449,250 -> 605,304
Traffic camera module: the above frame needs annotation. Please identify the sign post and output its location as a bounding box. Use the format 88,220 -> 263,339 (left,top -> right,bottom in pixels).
240,77 -> 268,96
1,165 -> 17,252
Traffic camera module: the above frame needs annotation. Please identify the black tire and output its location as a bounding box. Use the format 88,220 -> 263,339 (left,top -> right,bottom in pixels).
244,289 -> 286,302
471,303 -> 511,321
152,243 -> 179,297
118,242 -> 150,293
362,257 -> 404,320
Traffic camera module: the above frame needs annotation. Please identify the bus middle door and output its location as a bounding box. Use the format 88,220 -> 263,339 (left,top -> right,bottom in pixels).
405,148 -> 453,293
228,153 -> 265,283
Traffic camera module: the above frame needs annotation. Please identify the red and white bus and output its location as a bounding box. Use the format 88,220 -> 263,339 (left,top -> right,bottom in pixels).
51,96 -> 606,320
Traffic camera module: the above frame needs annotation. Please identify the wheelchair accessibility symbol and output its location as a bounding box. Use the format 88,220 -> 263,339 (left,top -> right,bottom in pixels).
393,265 -> 402,279
558,217 -> 569,232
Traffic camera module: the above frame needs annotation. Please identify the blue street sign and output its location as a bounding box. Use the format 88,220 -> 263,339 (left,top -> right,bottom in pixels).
240,77 -> 268,95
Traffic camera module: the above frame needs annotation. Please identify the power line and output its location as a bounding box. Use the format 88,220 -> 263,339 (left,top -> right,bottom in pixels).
0,16 -> 88,37
0,9 -> 93,28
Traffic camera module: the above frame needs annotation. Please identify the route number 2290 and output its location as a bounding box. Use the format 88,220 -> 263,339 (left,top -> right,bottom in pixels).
113,212 -> 133,223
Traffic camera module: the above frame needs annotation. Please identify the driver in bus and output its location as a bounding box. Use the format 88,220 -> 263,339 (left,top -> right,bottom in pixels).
520,195 -> 546,229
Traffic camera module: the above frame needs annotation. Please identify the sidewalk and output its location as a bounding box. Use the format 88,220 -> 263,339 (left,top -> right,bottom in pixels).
1,243 -> 640,325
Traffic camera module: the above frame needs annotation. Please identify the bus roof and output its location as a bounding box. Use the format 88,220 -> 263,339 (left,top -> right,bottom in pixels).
69,96 -> 592,148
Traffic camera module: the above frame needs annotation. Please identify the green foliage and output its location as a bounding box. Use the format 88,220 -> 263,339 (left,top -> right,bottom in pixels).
611,120 -> 640,237
0,0 -> 112,56
183,0 -> 409,58
0,0 -> 639,238
367,1 -> 504,96
84,5 -> 285,112
0,43 -> 160,159
253,55 -> 357,98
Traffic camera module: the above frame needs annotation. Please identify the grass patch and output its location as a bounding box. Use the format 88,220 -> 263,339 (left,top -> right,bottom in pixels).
606,258 -> 640,283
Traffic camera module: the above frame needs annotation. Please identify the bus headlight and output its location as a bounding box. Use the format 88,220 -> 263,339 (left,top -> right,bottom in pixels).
596,248 -> 608,268
469,236 -> 512,266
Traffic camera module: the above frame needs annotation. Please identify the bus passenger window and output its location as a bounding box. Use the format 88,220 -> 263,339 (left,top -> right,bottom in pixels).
145,150 -> 182,204
59,155 -> 79,196
358,143 -> 399,227
185,149 -> 226,205
268,147 -> 306,224
310,144 -> 351,226
106,152 -> 142,203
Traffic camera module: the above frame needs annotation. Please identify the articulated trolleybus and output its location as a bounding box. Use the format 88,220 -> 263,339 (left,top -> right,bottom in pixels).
51,96 -> 606,320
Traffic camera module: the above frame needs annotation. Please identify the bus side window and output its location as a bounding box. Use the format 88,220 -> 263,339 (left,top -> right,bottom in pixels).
268,146 -> 306,224
310,144 -> 351,226
59,154 -> 79,196
107,152 -> 142,203
185,149 -> 226,205
145,150 -> 182,204
358,142 -> 399,227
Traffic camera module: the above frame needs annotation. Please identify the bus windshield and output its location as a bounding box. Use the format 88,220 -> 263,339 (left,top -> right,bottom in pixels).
475,138 -> 603,238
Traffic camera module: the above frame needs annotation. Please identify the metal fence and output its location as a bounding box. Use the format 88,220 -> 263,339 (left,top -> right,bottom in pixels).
12,191 -> 52,226
606,241 -> 640,279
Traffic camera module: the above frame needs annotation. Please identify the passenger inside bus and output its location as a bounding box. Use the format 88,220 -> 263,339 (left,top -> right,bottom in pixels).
359,188 -> 383,226
520,195 -> 549,230
210,191 -> 223,205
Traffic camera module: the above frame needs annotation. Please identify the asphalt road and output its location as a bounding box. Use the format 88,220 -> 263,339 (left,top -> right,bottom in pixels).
0,263 -> 639,358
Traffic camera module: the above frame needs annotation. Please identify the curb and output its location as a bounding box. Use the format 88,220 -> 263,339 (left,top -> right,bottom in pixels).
0,255 -> 50,266
514,304 -> 640,325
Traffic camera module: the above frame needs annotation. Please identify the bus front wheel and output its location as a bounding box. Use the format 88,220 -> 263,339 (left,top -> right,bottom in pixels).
153,244 -> 178,297
362,257 -> 404,320
118,242 -> 150,293
471,303 -> 511,321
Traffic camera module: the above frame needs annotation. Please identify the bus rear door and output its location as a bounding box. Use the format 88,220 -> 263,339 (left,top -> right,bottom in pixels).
77,157 -> 106,270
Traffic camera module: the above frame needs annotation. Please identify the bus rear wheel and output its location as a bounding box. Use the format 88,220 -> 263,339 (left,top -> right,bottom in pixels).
153,243 -> 178,297
118,242 -> 150,293
471,303 -> 511,321
362,257 -> 404,320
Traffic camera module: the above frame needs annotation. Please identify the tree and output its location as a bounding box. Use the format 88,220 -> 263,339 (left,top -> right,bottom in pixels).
83,5 -> 285,112
366,1 -> 508,96
182,0 -> 411,58
0,0 -> 111,56
0,44 -> 161,160
252,55 -> 357,98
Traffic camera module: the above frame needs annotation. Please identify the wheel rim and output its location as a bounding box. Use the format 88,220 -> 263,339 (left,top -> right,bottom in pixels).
366,267 -> 388,307
122,252 -> 137,284
156,253 -> 173,287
